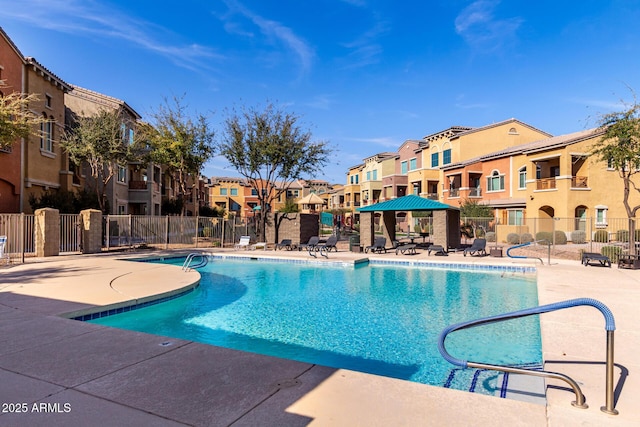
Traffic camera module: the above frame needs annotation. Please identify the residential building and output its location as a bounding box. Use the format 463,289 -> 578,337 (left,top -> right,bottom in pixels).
65,85 -> 164,215
344,164 -> 363,223
22,57 -> 73,213
361,152 -> 396,206
0,27 -> 24,212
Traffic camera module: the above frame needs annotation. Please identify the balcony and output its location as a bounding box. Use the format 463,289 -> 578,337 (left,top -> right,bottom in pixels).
571,176 -> 588,188
426,193 -> 439,200
129,180 -> 148,190
536,177 -> 556,190
448,188 -> 459,198
468,187 -> 482,197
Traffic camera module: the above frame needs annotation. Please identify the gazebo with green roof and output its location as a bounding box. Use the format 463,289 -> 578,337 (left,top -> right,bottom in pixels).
357,195 -> 460,251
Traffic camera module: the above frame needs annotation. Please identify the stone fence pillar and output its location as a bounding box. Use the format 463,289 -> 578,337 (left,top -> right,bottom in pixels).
35,208 -> 59,257
80,209 -> 103,254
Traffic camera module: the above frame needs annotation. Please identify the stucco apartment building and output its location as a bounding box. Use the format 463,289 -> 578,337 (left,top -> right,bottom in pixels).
345,118 -> 639,242
0,27 -> 24,212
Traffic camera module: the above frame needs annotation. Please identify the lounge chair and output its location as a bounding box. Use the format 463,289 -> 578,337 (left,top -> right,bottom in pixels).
428,245 -> 447,256
275,239 -> 294,250
299,236 -> 320,251
234,235 -> 251,250
395,243 -> 417,255
364,237 -> 387,254
463,238 -> 487,257
251,242 -> 267,250
316,235 -> 338,252
582,251 -> 611,267
0,236 -> 8,265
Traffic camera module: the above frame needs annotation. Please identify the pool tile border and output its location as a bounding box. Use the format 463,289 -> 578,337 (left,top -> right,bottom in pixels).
71,286 -> 196,321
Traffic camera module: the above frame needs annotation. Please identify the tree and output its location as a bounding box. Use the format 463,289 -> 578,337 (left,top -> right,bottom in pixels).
60,108 -> 145,213
146,96 -> 215,215
278,198 -> 300,213
219,103 -> 332,241
591,94 -> 640,255
459,198 -> 494,238
0,90 -> 48,150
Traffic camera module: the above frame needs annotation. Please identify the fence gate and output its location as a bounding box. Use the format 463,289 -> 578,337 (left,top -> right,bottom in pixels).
60,214 -> 82,253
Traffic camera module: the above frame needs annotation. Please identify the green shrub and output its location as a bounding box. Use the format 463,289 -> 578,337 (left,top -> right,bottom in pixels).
554,231 -> 567,245
535,231 -> 552,243
202,227 -> 214,238
593,230 -> 609,243
616,229 -> 629,242
602,246 -> 623,264
570,230 -> 586,244
506,233 -> 520,244
485,231 -> 496,242
520,233 -> 534,243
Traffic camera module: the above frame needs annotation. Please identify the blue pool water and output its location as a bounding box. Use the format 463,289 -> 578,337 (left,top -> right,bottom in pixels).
89,257 -> 541,394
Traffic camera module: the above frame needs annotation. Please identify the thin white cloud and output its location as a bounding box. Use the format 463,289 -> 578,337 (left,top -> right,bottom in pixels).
305,95 -> 334,110
0,0 -> 221,71
220,0 -> 314,76
340,19 -> 389,69
454,0 -> 522,52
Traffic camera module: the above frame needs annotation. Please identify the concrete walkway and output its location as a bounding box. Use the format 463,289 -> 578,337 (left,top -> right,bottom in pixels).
0,248 -> 638,426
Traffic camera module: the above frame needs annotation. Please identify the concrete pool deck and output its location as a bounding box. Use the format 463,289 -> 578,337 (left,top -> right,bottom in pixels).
0,248 -> 638,426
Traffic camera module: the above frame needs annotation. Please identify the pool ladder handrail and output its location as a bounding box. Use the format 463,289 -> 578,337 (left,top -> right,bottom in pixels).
438,298 -> 618,415
505,239 -> 548,264
182,253 -> 208,271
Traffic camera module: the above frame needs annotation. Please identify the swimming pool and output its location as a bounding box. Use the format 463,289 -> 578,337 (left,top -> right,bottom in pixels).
89,256 -> 541,395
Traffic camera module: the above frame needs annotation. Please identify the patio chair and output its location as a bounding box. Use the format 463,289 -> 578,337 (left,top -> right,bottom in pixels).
463,238 -> 487,257
234,235 -> 251,250
0,236 -> 9,265
316,235 -> 339,252
299,236 -> 320,251
250,242 -> 267,250
428,245 -> 447,256
275,239 -> 293,250
364,236 -> 387,254
395,243 -> 417,255
582,252 -> 611,267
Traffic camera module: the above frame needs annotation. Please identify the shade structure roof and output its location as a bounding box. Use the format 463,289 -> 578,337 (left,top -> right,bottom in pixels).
357,195 -> 457,212
297,193 -> 325,205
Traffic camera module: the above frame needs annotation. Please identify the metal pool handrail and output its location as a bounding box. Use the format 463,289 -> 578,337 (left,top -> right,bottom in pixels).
438,298 -> 618,415
182,253 -> 208,271
505,240 -> 548,264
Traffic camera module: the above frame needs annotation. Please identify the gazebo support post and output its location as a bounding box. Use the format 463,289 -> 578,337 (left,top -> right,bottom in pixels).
360,211 -> 375,249
381,211 -> 396,245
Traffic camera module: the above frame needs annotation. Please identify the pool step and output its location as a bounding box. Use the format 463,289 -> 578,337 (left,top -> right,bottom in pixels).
443,362 -> 546,404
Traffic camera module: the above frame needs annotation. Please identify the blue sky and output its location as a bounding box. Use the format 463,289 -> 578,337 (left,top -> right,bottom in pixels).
2,0 -> 640,184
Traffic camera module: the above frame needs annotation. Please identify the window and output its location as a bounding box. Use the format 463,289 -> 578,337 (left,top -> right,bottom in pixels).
535,164 -> 541,179
442,149 -> 451,165
372,170 -> 378,180
117,166 -> 127,183
507,210 -> 524,225
45,94 -> 52,108
409,158 -> 417,170
220,188 -> 228,196
40,114 -> 53,152
129,128 -> 135,145
251,189 -> 258,196
595,205 -> 608,227
355,175 -> 359,184
401,161 -> 408,175
431,152 -> 439,168
487,170 -> 504,192
117,205 -> 126,214
366,171 -> 371,181
518,167 -> 527,189
230,188 -> 238,196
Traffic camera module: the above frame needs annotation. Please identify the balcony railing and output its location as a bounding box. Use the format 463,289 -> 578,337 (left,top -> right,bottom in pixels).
571,176 -> 588,188
536,177 -> 556,190
426,193 -> 439,200
448,188 -> 459,198
129,180 -> 148,190
469,187 -> 482,197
